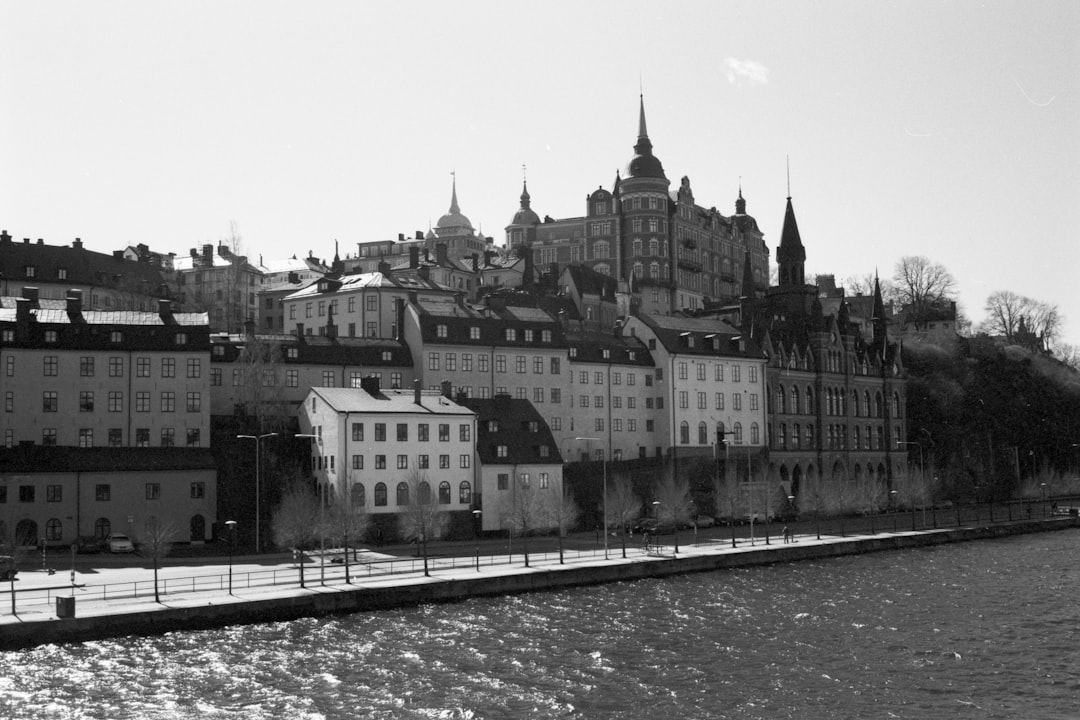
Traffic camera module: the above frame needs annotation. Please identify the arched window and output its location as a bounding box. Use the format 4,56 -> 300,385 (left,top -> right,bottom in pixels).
876,426 -> 884,448
717,422 -> 726,445
806,424 -> 814,447
15,519 -> 37,546
698,422 -> 708,445
190,514 -> 205,541
46,518 -> 62,542
805,386 -> 814,414
750,422 -> 760,444
777,385 -> 786,413
778,424 -> 787,449
875,392 -> 884,418
733,422 -> 743,444
459,481 -> 472,505
791,387 -> 800,414
826,388 -> 834,416
351,483 -> 365,507
417,481 -> 431,505
792,423 -> 801,449
852,390 -> 860,417
893,391 -> 902,418
438,481 -> 451,504
863,391 -> 871,417
94,517 -> 111,539
374,482 -> 387,506
680,421 -> 690,445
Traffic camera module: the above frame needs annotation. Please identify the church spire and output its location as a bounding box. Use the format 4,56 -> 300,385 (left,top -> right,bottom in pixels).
635,93 -> 653,156
448,172 -> 460,215
776,196 -> 807,287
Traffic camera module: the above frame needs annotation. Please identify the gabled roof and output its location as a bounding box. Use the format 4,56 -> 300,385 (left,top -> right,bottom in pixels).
284,271 -> 454,300
458,396 -> 563,465
210,333 -> 412,367
0,233 -> 170,295
308,386 -> 473,416
565,330 -> 654,366
0,446 -> 216,473
634,312 -> 763,359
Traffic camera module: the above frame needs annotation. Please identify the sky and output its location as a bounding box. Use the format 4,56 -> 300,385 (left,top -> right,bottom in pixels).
2,1 -> 1078,349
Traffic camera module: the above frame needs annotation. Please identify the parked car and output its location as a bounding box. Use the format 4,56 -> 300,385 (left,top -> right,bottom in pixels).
690,515 -> 716,529
0,556 -> 17,580
106,534 -> 135,553
76,536 -> 105,554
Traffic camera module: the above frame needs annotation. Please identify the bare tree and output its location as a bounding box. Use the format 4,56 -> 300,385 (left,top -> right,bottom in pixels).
605,474 -> 642,558
842,272 -> 893,300
980,290 -> 1063,351
653,470 -> 694,553
892,256 -> 957,316
323,486 -> 370,584
544,488 -> 580,565
503,476 -> 549,568
139,519 -> 176,603
271,480 -> 318,588
398,470 -> 449,577
234,336 -> 291,433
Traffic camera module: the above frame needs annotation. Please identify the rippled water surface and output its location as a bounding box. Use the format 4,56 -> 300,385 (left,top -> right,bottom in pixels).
1,531 -> 1077,719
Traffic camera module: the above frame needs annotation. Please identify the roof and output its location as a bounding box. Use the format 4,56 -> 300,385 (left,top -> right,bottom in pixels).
458,396 -> 563,465
0,446 -> 217,473
210,333 -> 412,367
565,330 -> 654,366
634,312 -> 763,359
0,234 -> 169,295
284,271 -> 453,300
308,386 -> 473,416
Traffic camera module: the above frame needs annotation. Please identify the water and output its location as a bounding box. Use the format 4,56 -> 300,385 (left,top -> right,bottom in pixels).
1,531 -> 1076,719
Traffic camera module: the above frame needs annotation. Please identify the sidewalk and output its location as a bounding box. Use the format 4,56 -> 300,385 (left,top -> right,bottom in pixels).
1,516 -> 1075,649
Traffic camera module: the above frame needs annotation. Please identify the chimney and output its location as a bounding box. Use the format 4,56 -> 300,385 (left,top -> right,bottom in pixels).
397,233 -> 405,242
378,261 -> 391,275
441,380 -> 452,399
202,244 -> 213,263
415,231 -> 424,240
66,290 -> 83,316
21,287 -> 39,304
0,230 -> 10,244
72,237 -> 82,250
418,266 -> 430,281
361,375 -> 381,396
409,246 -> 419,269
15,297 -> 32,340
157,298 -> 174,323
436,243 -> 448,267
414,378 -> 422,406
395,297 -> 406,342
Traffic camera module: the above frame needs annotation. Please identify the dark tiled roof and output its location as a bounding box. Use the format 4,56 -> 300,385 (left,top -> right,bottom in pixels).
458,396 -> 563,465
210,333 -> 412,366
565,330 -> 654,366
0,235 -> 169,293
0,446 -> 216,472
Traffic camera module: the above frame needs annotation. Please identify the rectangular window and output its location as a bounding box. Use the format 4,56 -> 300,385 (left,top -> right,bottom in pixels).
428,352 -> 440,371
478,354 -> 489,373
495,355 -> 506,373
375,455 -> 386,469
161,428 -> 175,447
3,391 -> 11,413
352,454 -> 363,470
187,428 -> 201,447
698,392 -> 707,410
108,391 -> 123,412
418,454 -> 429,469
459,454 -> 471,468
161,392 -> 175,412
109,357 -> 124,377
42,428 -> 57,445
550,357 -> 560,374
187,358 -> 201,378
161,358 -> 175,378
697,364 -> 707,381
397,455 -> 408,469
733,365 -> 741,382
498,473 -> 509,490
715,392 -> 725,410
351,422 -> 364,441
79,391 -> 94,412
716,365 -> 724,381
78,428 -> 93,448
515,356 -> 526,373
136,428 -> 150,447
418,424 -> 429,442
551,388 -> 561,403
80,356 -> 95,377
397,423 -> 409,442
210,368 -> 222,386
459,424 -> 470,442
374,423 -> 386,441
733,393 -> 742,411
146,483 -> 161,500
95,484 -> 111,501
750,394 -> 759,411
19,486 -> 35,503
533,357 -> 544,374
46,484 -> 62,502
286,369 -> 299,387
679,391 -> 688,409
136,357 -> 151,377
322,371 -> 335,387
186,392 -> 201,412
440,455 -> 450,469
44,356 -> 58,376
190,482 -> 206,499
439,424 -> 450,441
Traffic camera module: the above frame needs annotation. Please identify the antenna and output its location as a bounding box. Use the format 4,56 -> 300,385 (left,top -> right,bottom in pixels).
522,163 -> 527,183
786,156 -> 791,198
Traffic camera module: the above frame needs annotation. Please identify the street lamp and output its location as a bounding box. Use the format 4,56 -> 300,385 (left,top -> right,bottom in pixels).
237,432 -> 278,553
890,490 -> 899,532
472,509 -> 482,572
225,520 -> 237,595
1041,482 -> 1048,517
575,437 -> 607,560
296,433 -> 326,584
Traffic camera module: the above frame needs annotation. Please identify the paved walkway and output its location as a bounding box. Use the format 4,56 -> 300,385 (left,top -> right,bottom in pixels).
0,524 -> 979,628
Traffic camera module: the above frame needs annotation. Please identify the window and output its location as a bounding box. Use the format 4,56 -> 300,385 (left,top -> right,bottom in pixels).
43,428 -> 57,446
418,424 -> 429,442
146,483 -> 161,500
374,423 -> 386,441
495,355 -> 506,373
375,455 -> 386,469
321,371 -> 335,387
440,455 -> 450,469
186,392 -> 201,412
107,391 -> 123,412
187,358 -> 201,378
439,424 -> 450,442
397,423 -> 409,442
397,455 -> 408,469
733,393 -> 742,411
95,484 -> 111,502
187,428 -> 201,447
679,391 -> 688,409
460,454 -> 471,468
396,482 -> 409,506
459,481 -> 472,504
161,428 -> 175,447
161,392 -> 175,412
191,482 -> 206,499
47,484 -> 62,502
539,473 -> 550,489
374,482 -> 387,506
137,357 -> 151,377
45,518 -> 62,541
136,428 -> 150,447
109,357 -> 124,377
460,424 -> 470,442
135,391 -> 150,412
80,356 -> 95,377
79,391 -> 94,412
286,369 -> 298,387
161,358 -> 175,378
428,353 -> 440,371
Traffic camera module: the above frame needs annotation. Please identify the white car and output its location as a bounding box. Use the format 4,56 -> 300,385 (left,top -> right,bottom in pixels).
106,534 -> 135,553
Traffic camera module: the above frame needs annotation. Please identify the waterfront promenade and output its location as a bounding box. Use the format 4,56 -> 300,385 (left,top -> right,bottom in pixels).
2,509 -> 1077,651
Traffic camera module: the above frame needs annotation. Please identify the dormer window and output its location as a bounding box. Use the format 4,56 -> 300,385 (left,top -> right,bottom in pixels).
541,329 -> 552,343
470,326 -> 480,340
602,349 -> 610,359
381,351 -> 392,362
505,328 -> 516,342
58,268 -> 68,280
110,331 -> 123,344
25,265 -> 36,278
487,420 -> 499,432
524,329 -> 534,342
287,348 -> 298,359
569,347 -> 578,358
539,445 -> 550,457
527,421 -> 539,433
628,351 -> 636,361
437,324 -> 447,338
44,330 -> 58,343
175,333 -> 188,346
496,444 -> 508,458
213,345 -> 225,356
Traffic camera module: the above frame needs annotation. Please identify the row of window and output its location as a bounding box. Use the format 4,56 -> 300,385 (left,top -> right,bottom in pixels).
771,385 -> 902,419
343,454 -> 472,471
427,353 -> 562,375
1,330 -> 192,346
677,362 -> 755,383
676,391 -> 759,412
3,355 -> 201,379
350,480 -> 472,507
349,422 -> 470,443
212,368 -> 403,390
0,482 -> 205,504
25,390 -> 202,414
2,427 -> 203,449
678,420 -> 758,446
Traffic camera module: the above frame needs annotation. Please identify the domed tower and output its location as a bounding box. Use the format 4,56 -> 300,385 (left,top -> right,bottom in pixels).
433,175 -> 485,256
505,179 -> 541,249
617,95 -> 672,310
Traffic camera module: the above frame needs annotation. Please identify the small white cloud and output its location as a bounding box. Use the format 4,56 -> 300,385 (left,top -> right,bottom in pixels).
724,57 -> 769,86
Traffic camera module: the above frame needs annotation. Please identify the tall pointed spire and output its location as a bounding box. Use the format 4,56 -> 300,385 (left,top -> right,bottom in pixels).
735,181 -> 747,215
777,196 -> 806,287
625,94 -> 666,180
448,171 -> 460,214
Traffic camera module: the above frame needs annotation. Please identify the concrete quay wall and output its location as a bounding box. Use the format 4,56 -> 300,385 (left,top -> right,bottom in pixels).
4,518 -> 1075,651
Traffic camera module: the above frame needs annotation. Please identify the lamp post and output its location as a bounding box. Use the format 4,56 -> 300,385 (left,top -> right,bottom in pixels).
890,490 -> 899,532
225,520 -> 237,595
295,433 -> 325,584
575,437 -> 607,560
1041,482 -> 1048,517
652,500 -> 661,552
237,432 -> 278,553
472,509 -> 482,572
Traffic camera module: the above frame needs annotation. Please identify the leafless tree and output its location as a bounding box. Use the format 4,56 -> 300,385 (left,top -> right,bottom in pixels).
503,476 -> 549,568
605,474 -> 642,558
544,488 -> 580,565
842,272 -> 892,299
892,256 -> 957,316
980,290 -> 1063,350
398,470 -> 449,577
139,518 -> 176,603
323,484 -> 371,584
234,335 -> 291,433
271,480 -> 318,588
653,469 -> 694,553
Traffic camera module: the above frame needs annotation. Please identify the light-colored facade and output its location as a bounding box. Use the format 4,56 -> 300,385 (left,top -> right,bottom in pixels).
173,243 -> 264,333
297,383 -> 478,527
